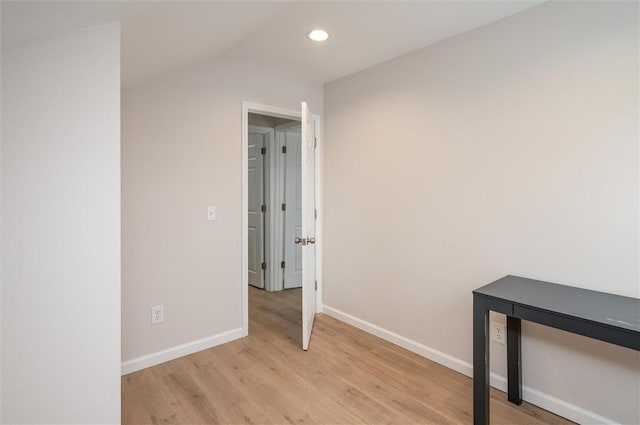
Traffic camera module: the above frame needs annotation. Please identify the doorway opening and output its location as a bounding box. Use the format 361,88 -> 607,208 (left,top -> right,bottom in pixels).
247,114 -> 303,292
241,101 -> 323,350
246,112 -> 304,346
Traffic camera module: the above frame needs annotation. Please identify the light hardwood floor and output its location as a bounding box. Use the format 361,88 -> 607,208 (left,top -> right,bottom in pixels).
122,287 -> 573,425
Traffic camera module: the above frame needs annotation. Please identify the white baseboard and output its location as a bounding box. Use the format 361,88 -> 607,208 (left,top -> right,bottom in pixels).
322,305 -> 616,425
322,305 -> 473,376
490,374 -> 616,425
121,328 -> 243,375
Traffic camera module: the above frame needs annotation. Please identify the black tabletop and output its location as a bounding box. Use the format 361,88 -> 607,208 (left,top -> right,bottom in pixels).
474,275 -> 640,333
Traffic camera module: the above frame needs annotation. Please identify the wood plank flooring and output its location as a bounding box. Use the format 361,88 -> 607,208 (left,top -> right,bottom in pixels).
122,287 -> 573,425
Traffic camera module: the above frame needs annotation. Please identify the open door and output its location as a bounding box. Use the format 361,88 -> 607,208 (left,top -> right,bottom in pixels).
300,101 -> 317,350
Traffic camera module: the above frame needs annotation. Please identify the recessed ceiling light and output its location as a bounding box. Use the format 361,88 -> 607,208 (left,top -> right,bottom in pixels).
308,29 -> 329,42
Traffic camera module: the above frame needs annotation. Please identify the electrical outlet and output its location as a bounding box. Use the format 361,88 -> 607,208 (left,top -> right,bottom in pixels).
151,304 -> 164,324
491,322 -> 505,344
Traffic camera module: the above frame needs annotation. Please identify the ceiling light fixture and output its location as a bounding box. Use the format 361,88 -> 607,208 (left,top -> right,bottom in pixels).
308,29 -> 329,42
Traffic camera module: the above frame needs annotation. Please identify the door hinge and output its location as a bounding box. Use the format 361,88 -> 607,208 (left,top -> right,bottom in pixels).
261,204 -> 266,213
314,209 -> 317,220
281,203 -> 286,211
314,137 -> 317,149
281,261 -> 285,269
315,281 -> 318,290
282,146 -> 287,154
261,262 -> 267,270
261,146 -> 266,155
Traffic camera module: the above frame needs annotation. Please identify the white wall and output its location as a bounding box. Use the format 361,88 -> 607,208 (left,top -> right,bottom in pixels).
121,57 -> 322,367
0,3 -> 4,419
1,23 -> 121,423
324,2 -> 639,424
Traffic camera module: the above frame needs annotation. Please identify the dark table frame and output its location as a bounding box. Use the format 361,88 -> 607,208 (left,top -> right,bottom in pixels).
473,276 -> 640,425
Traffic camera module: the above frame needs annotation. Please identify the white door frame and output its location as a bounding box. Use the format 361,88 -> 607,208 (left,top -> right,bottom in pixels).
241,101 -> 323,337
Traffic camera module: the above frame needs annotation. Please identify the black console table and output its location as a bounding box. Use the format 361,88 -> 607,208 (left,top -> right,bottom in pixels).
473,275 -> 640,425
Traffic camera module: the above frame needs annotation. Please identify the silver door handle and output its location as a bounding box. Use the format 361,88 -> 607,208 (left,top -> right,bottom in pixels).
295,237 -> 307,246
307,237 -> 316,244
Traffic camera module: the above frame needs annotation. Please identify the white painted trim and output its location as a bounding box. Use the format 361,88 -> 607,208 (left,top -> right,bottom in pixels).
323,305 -> 472,376
490,375 -> 617,425
244,101 -> 302,120
121,328 -> 242,375
241,102 -> 249,336
322,305 -> 617,425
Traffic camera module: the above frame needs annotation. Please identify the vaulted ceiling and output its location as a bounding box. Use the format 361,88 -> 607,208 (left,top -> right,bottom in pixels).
2,1 -> 544,88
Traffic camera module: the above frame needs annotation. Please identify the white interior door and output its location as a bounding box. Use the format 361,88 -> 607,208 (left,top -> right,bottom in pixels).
247,132 -> 265,289
300,102 -> 316,350
283,128 -> 303,289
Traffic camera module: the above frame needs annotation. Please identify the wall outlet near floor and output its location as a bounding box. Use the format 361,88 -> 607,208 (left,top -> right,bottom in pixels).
491,322 -> 505,344
151,304 -> 164,324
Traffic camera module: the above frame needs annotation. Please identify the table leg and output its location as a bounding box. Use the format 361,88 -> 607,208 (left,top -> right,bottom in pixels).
507,316 -> 522,405
473,295 -> 490,425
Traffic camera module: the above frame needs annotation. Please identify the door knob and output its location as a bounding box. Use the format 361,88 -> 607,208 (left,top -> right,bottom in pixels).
307,237 -> 316,244
295,237 -> 307,246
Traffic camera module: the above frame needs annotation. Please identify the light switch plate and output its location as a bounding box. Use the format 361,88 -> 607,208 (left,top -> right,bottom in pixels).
207,206 -> 216,221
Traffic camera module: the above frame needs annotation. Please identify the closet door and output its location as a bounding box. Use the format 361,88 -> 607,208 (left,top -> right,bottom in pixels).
247,131 -> 265,289
283,129 -> 303,289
